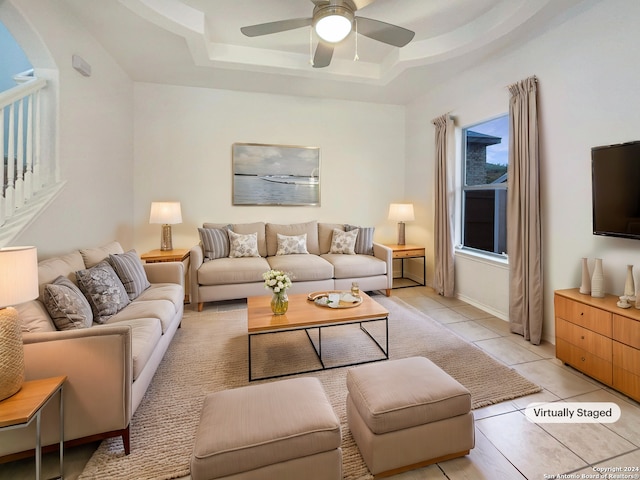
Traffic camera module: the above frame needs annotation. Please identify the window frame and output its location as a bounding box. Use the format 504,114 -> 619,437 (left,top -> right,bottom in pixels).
459,114 -> 509,260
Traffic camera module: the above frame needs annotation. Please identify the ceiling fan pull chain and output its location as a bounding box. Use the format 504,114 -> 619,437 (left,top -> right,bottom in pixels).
354,18 -> 359,61
309,27 -> 314,66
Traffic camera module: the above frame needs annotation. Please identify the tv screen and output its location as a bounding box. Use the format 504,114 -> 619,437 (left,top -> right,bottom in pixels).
592,141 -> 640,239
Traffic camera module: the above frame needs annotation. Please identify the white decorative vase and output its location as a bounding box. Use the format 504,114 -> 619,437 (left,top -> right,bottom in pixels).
591,258 -> 605,298
579,258 -> 591,294
624,265 -> 635,297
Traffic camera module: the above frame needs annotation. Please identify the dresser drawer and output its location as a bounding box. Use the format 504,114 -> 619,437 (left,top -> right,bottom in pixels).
613,314 -> 640,349
556,338 -> 613,384
555,318 -> 612,361
554,295 -> 612,336
613,340 -> 640,374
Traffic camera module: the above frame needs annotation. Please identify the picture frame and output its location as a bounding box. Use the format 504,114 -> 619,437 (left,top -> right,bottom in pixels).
232,143 -> 320,206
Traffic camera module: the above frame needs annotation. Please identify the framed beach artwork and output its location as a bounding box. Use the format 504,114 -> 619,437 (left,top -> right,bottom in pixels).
232,143 -> 320,206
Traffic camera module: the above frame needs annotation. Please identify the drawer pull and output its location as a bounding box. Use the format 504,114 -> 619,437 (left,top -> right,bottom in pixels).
580,312 -> 584,316
581,335 -> 585,340
581,357 -> 586,362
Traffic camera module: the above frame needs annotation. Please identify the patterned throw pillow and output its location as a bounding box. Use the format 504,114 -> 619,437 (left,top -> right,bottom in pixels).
345,224 -> 375,255
199,227 -> 230,260
43,276 -> 93,330
228,230 -> 261,258
329,228 -> 358,254
109,250 -> 151,300
76,260 -> 131,324
276,233 -> 309,255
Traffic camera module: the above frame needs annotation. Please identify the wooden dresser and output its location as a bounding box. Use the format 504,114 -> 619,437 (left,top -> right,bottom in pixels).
555,288 -> 640,401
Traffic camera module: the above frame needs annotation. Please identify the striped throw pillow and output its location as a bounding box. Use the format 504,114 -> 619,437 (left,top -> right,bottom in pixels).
108,250 -> 151,300
199,227 -> 230,260
345,224 -> 375,255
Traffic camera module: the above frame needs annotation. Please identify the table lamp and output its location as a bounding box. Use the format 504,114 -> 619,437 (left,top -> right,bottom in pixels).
0,246 -> 38,401
149,201 -> 182,251
388,203 -> 415,245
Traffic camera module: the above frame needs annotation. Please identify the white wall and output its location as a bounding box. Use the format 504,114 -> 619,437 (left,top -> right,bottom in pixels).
2,0 -> 134,258
132,83 -> 406,253
406,0 -> 640,342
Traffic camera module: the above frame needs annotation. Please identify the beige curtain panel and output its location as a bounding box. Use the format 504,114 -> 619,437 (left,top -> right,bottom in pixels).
432,114 -> 455,297
507,76 -> 543,345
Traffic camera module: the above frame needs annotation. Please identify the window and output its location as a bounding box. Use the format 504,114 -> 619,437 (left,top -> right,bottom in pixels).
461,115 -> 509,256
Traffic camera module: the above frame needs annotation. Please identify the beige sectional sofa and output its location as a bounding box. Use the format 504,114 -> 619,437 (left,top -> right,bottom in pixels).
0,242 -> 184,460
190,221 -> 393,311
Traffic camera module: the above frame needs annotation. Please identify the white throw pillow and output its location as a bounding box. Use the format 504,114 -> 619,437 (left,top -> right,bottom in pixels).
276,233 -> 309,255
228,230 -> 261,258
329,228 -> 358,254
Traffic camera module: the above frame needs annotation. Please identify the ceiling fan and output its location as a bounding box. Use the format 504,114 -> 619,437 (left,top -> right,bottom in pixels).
240,0 -> 415,68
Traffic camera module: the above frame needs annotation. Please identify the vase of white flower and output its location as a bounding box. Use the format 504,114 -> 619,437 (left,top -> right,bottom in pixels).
263,269 -> 292,315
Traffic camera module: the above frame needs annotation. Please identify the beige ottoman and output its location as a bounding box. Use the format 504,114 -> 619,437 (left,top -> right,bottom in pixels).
347,356 -> 475,478
190,377 -> 342,480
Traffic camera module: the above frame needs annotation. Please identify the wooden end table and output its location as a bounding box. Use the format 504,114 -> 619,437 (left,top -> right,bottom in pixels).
0,376 -> 67,480
141,248 -> 190,303
384,244 -> 426,288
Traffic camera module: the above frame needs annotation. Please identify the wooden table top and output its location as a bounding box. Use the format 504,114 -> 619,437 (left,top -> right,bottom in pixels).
0,376 -> 67,428
140,248 -> 190,262
247,291 -> 389,333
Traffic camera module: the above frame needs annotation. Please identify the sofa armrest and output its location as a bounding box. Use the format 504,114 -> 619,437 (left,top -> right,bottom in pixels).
0,326 -> 133,453
143,261 -> 184,285
189,245 -> 204,305
373,242 -> 394,291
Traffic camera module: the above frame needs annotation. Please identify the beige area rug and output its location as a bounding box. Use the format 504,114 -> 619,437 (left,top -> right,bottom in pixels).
78,295 -> 541,480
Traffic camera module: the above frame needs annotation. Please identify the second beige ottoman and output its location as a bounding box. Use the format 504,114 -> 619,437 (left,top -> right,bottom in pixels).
347,356 -> 475,477
191,377 -> 342,480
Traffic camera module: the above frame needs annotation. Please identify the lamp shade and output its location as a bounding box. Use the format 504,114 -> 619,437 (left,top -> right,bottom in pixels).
388,203 -> 415,222
0,246 -> 38,308
149,202 -> 182,225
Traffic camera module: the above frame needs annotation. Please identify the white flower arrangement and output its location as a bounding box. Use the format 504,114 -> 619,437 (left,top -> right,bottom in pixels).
262,269 -> 292,294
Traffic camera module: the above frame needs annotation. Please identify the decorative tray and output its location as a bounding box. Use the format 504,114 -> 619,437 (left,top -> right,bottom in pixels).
307,291 -> 363,309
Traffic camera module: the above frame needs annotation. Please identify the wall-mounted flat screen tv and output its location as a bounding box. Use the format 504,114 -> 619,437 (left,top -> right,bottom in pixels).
592,140 -> 640,240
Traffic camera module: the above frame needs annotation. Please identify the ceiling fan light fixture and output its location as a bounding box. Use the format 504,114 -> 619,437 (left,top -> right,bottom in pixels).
313,6 -> 353,43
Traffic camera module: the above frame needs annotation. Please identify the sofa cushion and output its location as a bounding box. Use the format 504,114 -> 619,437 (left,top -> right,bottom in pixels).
266,221 -> 319,256
276,233 -> 309,256
109,250 -> 151,300
321,253 -> 387,279
80,241 -> 124,268
198,257 -> 271,286
231,222 -> 267,257
16,300 -> 56,333
329,228 -> 358,254
345,224 -> 375,256
107,299 -> 176,334
318,223 -> 344,254
99,318 -> 162,381
76,261 -> 130,324
199,227 -> 230,260
228,231 -> 261,258
267,254 -> 334,282
136,283 -> 184,313
43,276 -> 93,330
37,251 -> 85,297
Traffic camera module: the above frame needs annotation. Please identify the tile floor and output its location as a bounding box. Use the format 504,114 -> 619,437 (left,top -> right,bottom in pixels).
2,286 -> 639,480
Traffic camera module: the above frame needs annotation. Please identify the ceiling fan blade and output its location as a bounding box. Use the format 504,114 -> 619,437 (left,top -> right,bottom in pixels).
355,16 -> 415,47
313,42 -> 334,68
350,0 -> 377,10
241,18 -> 312,37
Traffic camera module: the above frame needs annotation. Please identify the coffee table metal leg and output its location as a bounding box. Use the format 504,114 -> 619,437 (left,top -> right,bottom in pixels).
359,317 -> 389,358
304,328 -> 325,368
248,334 -> 253,381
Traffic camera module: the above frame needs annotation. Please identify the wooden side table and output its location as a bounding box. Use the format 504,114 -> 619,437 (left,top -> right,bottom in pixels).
140,248 -> 190,303
0,376 -> 67,480
384,244 -> 426,288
